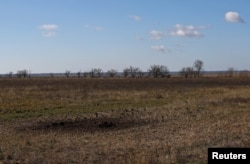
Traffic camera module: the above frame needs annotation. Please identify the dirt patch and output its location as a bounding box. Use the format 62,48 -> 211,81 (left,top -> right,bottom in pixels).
41,118 -> 149,132
16,109 -> 158,133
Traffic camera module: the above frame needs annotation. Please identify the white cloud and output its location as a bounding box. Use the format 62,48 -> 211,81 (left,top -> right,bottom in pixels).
40,24 -> 58,30
149,30 -> 165,40
170,24 -> 205,38
129,15 -> 142,22
39,24 -> 58,37
225,11 -> 245,23
151,45 -> 169,53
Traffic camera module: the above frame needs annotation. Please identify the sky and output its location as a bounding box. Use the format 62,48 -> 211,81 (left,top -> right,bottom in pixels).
0,0 -> 249,73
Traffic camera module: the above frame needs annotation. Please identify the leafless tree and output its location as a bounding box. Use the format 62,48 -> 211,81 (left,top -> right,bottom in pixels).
77,71 -> 81,78
180,67 -> 188,78
123,66 -> 141,78
148,65 -> 169,78
107,69 -> 117,78
130,66 -> 141,78
193,59 -> 204,77
90,68 -> 102,78
180,67 -> 194,78
186,67 -> 195,78
138,70 -> 144,78
123,68 -> 130,78
65,70 -> 71,78
16,69 -> 28,78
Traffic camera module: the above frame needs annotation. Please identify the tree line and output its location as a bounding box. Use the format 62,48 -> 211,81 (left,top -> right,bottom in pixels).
2,59 -> 204,78
4,59 -> 246,78
63,65 -> 171,78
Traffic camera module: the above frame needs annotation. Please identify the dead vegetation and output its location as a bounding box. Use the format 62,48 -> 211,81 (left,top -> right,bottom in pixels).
0,77 -> 249,163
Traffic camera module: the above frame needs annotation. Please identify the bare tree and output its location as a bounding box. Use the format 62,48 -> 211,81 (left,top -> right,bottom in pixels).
16,69 -> 28,78
130,66 -> 141,78
65,70 -> 71,78
148,65 -> 169,78
77,71 -> 81,78
23,70 -> 28,78
123,68 -> 130,78
95,68 -> 102,78
107,69 -> 117,78
186,67 -> 195,78
193,59 -> 204,77
123,66 -> 141,78
180,67 -> 188,78
180,67 -> 194,78
138,70 -> 144,78
90,68 -> 102,78
148,65 -> 160,78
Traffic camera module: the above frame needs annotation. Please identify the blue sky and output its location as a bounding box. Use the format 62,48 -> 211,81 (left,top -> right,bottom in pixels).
0,0 -> 249,73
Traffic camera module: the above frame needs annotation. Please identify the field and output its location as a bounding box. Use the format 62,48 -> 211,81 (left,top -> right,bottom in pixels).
0,77 -> 249,163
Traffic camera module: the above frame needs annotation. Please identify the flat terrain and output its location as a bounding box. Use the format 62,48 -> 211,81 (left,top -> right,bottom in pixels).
0,77 -> 249,163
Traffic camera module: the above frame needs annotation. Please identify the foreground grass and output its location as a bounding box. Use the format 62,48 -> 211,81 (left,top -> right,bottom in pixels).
0,77 -> 249,163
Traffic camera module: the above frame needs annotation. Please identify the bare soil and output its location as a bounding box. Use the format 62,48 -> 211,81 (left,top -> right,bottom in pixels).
17,109 -> 155,133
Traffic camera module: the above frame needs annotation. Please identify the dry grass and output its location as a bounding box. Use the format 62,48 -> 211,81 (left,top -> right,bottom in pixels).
0,77 -> 249,163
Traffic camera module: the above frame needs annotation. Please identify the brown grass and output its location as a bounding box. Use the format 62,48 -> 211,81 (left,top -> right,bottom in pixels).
0,77 -> 249,163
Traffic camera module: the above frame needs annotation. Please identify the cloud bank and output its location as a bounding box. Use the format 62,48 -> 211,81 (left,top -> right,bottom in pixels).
225,11 -> 245,23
